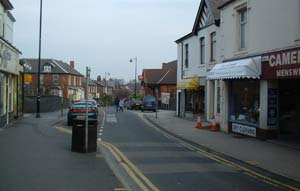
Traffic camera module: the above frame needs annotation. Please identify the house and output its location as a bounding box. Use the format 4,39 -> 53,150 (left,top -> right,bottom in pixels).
0,0 -> 23,128
142,60 -> 177,109
22,59 -> 84,102
175,0 -> 227,119
206,0 -> 300,139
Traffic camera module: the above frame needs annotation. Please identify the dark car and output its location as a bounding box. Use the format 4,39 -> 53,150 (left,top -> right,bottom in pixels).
129,99 -> 142,110
142,95 -> 157,112
67,102 -> 98,126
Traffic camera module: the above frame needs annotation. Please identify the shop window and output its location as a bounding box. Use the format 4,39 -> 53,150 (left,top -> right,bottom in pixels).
230,80 -> 259,126
216,80 -> 221,114
185,87 -> 205,114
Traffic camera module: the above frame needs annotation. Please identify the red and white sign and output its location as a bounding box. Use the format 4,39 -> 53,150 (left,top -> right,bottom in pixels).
262,47 -> 300,79
138,75 -> 143,80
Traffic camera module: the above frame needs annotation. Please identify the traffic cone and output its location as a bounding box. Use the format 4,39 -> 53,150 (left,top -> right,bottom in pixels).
210,115 -> 219,131
195,114 -> 202,129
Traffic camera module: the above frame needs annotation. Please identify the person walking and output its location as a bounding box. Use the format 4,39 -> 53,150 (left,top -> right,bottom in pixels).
119,99 -> 124,112
114,97 -> 120,112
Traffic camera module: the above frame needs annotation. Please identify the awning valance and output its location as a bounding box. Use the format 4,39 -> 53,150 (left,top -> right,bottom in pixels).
177,78 -> 199,90
207,56 -> 261,80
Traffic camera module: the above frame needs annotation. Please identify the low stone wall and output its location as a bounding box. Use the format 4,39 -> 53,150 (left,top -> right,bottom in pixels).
24,96 -> 70,113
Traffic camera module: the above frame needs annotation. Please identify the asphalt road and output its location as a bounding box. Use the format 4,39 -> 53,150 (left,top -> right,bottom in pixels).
0,112 -> 123,191
101,107 -> 285,191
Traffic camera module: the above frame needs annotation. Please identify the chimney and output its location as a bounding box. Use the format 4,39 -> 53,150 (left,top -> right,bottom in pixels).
97,75 -> 102,81
70,61 -> 75,69
162,63 -> 168,70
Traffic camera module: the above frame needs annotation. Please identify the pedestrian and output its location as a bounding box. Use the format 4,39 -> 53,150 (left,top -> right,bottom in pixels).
114,97 -> 120,112
119,99 -> 124,112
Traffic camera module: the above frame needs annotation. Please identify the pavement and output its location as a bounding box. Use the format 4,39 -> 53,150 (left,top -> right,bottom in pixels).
143,110 -> 300,183
0,110 -> 123,191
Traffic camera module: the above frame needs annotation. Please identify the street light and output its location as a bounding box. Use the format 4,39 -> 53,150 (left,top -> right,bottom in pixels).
36,0 -> 43,118
129,57 -> 137,98
85,66 -> 91,153
105,72 -> 110,94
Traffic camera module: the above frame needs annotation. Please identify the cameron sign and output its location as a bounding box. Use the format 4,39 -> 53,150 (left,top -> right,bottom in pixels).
232,123 -> 256,137
262,47 -> 300,79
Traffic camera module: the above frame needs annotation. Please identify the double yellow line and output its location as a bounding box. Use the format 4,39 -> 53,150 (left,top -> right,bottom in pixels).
143,117 -> 300,191
99,141 -> 159,191
54,126 -> 159,191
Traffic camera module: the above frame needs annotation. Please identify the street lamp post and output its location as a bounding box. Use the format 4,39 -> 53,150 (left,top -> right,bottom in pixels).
85,67 -> 91,153
36,0 -> 43,118
104,72 -> 110,94
129,57 -> 137,98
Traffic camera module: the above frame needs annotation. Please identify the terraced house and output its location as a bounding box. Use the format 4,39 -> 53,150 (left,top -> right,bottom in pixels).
0,0 -> 22,128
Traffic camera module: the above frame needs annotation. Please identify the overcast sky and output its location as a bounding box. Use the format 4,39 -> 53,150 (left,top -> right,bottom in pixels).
11,0 -> 199,81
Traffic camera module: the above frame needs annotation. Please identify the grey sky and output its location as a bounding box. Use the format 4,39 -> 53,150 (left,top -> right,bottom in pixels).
11,0 -> 199,81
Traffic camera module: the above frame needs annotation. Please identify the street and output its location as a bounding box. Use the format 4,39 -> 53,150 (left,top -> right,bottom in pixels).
100,107 -> 286,191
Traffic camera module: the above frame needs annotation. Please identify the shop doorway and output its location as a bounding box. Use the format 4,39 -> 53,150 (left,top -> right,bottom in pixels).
279,79 -> 300,140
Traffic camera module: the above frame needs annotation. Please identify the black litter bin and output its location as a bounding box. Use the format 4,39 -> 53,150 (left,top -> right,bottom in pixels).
71,117 -> 98,153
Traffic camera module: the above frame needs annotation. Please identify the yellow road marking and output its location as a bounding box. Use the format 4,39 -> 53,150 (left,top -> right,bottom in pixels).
54,124 -> 158,191
114,188 -> 127,191
96,154 -> 104,158
104,142 -> 160,191
140,115 -> 300,191
99,141 -> 153,191
245,160 -> 260,166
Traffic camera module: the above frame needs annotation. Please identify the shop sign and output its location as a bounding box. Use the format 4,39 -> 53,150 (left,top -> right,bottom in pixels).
262,47 -> 300,79
267,88 -> 278,127
232,123 -> 256,137
24,74 -> 32,84
0,43 -> 20,75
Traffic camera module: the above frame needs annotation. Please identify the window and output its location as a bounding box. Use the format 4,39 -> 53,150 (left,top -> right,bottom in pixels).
230,80 -> 259,126
0,13 -> 3,37
43,65 -> 51,72
239,9 -> 247,49
200,37 -> 205,64
53,75 -> 59,84
0,73 -> 3,115
216,80 -> 220,114
185,44 -> 189,68
210,32 -> 216,61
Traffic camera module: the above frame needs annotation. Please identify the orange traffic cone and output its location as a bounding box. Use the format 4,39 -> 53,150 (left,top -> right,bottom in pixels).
211,115 -> 219,131
195,114 -> 202,129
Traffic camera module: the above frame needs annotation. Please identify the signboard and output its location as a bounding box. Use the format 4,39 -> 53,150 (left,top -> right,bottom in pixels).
232,123 -> 256,137
24,74 -> 32,84
138,75 -> 143,80
267,88 -> 278,127
0,43 -> 20,75
161,92 -> 170,104
262,47 -> 300,79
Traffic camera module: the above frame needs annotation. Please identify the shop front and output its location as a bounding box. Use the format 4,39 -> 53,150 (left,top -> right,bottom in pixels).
0,40 -> 22,128
262,46 -> 300,140
177,77 -> 205,118
208,56 -> 270,138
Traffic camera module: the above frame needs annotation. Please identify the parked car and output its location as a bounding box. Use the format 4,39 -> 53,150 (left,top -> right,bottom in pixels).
129,99 -> 142,110
142,95 -> 157,112
67,102 -> 98,126
80,99 -> 99,108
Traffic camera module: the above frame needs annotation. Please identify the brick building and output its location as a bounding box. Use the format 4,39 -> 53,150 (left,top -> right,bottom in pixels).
22,59 -> 84,102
